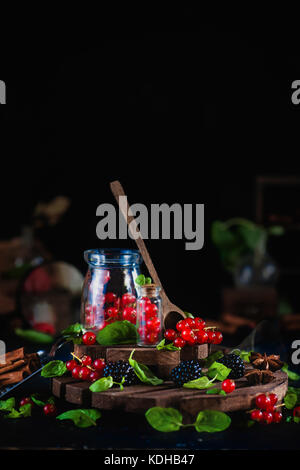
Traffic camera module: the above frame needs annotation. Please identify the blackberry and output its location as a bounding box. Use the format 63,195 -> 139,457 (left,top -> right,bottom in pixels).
170,360 -> 202,387
103,360 -> 139,386
218,353 -> 245,379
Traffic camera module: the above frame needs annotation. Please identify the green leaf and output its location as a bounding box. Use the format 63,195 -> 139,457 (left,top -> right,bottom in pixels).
294,416 -> 300,424
286,416 -> 293,423
184,375 -> 217,390
156,339 -> 181,351
96,320 -> 138,346
30,394 -> 55,407
0,397 -> 15,411
129,350 -> 163,386
195,410 -> 231,433
145,407 -> 183,432
236,224 -> 265,252
89,376 -> 114,392
145,277 -> 152,284
5,403 -> 32,419
56,409 -> 101,428
41,360 -> 67,378
15,328 -> 54,344
284,392 -> 298,409
207,361 -> 231,381
203,351 -> 224,368
206,388 -> 226,396
231,349 -> 252,363
135,274 -> 146,286
282,363 -> 300,382
268,225 -> 285,236
61,323 -> 83,336
184,311 -> 194,318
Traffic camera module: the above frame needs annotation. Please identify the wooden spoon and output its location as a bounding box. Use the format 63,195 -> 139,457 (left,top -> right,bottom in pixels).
110,180 -> 186,329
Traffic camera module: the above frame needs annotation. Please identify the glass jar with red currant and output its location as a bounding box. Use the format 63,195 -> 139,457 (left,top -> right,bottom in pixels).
81,248 -> 142,331
136,284 -> 162,347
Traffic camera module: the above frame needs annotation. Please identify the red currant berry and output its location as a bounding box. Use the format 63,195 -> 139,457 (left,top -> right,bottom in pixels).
145,303 -> 158,317
122,292 -> 136,305
81,355 -> 92,366
173,337 -> 186,348
106,307 -> 119,318
43,403 -> 57,417
181,328 -> 193,342
250,409 -> 263,422
93,358 -> 106,372
146,317 -> 160,331
71,365 -> 81,379
194,317 -> 206,329
222,379 -> 236,393
255,394 -> 270,410
164,329 -> 177,341
78,367 -> 91,381
268,393 -> 278,406
19,397 -> 33,407
89,371 -> 101,382
207,330 -> 216,344
273,411 -> 282,423
213,331 -> 223,344
122,307 -> 136,323
145,332 -> 159,344
195,330 -> 209,344
82,331 -> 96,345
176,320 -> 186,332
105,292 -> 117,304
185,318 -> 196,328
66,359 -> 77,371
261,411 -> 273,424
293,406 -> 300,417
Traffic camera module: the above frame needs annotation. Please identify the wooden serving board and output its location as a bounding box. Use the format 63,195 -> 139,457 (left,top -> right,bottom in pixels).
73,343 -> 209,380
52,368 -> 288,421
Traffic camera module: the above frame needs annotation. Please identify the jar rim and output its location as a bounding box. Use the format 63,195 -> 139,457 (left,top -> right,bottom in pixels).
84,248 -> 142,267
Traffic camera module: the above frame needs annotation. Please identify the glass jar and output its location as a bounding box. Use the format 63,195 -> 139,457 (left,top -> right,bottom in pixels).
136,284 -> 162,347
81,248 -> 142,331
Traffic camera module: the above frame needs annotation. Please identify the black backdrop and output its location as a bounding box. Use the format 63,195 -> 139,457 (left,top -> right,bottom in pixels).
1,20 -> 300,318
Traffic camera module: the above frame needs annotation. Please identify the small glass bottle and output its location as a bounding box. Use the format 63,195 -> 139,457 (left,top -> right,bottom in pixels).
136,284 -> 162,347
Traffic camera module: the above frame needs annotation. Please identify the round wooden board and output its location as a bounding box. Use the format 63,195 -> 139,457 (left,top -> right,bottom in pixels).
52,368 -> 288,420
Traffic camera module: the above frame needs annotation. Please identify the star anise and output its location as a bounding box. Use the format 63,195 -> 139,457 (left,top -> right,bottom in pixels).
250,352 -> 284,372
244,369 -> 275,385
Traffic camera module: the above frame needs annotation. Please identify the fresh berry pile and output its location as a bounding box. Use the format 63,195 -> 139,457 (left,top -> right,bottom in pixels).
170,360 -> 202,387
137,296 -> 162,345
218,353 -> 245,379
66,354 -> 106,382
103,360 -> 140,386
164,317 -> 223,348
250,393 -> 283,424
84,291 -> 137,329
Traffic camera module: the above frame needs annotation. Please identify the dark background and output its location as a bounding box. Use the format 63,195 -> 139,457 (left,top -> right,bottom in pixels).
1,20 -> 300,318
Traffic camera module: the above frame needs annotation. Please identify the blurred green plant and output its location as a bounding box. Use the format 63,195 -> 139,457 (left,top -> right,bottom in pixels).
211,218 -> 284,273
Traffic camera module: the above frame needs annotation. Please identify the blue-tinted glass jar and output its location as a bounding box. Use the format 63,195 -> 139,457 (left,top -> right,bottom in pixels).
81,248 -> 142,331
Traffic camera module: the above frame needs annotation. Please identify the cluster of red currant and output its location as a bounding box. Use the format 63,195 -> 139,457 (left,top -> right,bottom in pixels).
85,292 -> 137,328
19,397 -> 57,417
164,317 -> 223,348
137,296 -> 161,345
66,353 -> 106,383
250,393 -> 282,424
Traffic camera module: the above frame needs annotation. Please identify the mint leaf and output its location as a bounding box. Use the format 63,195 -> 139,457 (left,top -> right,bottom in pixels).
284,391 -> 298,409
206,388 -> 226,396
282,363 -> 300,382
96,320 -> 138,346
0,397 -> 15,411
145,407 -> 182,432
57,409 -> 101,428
294,416 -> 300,424
135,274 -> 146,286
145,277 -> 152,284
231,349 -> 252,363
5,403 -> 32,419
61,322 -> 84,344
203,351 -> 224,368
195,410 -> 231,432
156,339 -> 181,351
89,376 -> 114,392
15,328 -> 54,344
41,360 -> 67,378
129,350 -> 163,386
30,394 -> 55,407
207,361 -> 231,381
184,375 -> 216,390
184,312 -> 194,318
